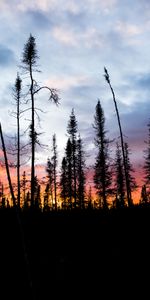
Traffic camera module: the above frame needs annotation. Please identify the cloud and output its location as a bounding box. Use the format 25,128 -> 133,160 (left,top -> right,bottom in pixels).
45,75 -> 91,91
52,25 -> 104,48
15,0 -> 80,14
0,45 -> 15,67
1,0 -> 116,14
52,27 -> 77,46
115,21 -> 142,37
25,10 -> 51,29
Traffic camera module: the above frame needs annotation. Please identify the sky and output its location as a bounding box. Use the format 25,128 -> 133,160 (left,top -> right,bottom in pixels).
0,0 -> 150,200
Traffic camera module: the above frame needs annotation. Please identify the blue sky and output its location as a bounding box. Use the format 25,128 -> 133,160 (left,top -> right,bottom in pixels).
0,0 -> 150,188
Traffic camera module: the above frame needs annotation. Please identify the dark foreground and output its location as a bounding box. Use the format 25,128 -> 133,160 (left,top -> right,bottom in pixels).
0,206 -> 150,299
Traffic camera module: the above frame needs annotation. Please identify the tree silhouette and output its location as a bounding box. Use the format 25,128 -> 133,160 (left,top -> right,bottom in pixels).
46,158 -> 54,209
13,74 -> 22,207
0,123 -> 16,205
60,157 -> 68,209
93,100 -> 112,209
104,67 -> 132,206
34,176 -> 41,210
21,171 -> 28,208
114,142 -> 125,208
87,185 -> 93,209
51,134 -> 58,210
21,34 -> 59,206
124,142 -> 137,203
67,109 -> 78,207
43,183 -> 50,211
65,138 -> 73,208
77,134 -> 86,209
140,184 -> 148,205
144,120 -> 150,187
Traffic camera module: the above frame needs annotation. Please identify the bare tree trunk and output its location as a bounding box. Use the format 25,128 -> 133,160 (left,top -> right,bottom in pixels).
0,123 -> 16,206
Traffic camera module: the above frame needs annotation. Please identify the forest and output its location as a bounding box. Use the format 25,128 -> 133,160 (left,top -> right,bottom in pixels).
0,34 -> 150,211
0,35 -> 150,299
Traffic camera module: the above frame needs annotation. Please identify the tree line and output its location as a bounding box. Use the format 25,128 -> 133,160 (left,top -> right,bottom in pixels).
0,34 -> 150,210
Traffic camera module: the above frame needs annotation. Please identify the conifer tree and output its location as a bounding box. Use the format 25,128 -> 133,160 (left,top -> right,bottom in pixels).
114,143 -> 125,208
65,138 -> 73,208
13,74 -> 22,207
87,185 -> 93,209
77,135 -> 86,209
60,157 -> 68,209
124,142 -> 137,203
93,100 -> 112,209
43,183 -> 50,211
22,171 -> 27,208
46,158 -> 54,209
144,121 -> 150,187
51,134 -> 58,210
67,109 -> 78,207
140,184 -> 148,205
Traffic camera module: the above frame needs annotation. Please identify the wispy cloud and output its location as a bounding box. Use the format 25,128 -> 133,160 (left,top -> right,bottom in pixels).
52,25 -> 104,49
45,75 -> 92,91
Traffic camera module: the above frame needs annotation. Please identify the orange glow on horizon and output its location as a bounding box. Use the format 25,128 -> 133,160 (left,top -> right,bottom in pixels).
0,162 -> 144,206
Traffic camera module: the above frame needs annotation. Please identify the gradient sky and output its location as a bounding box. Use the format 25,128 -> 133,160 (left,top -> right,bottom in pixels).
0,0 -> 150,199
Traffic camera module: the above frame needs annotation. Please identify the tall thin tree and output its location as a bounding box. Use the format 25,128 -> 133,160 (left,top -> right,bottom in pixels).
104,67 -> 132,206
21,34 -> 59,206
13,74 -> 22,207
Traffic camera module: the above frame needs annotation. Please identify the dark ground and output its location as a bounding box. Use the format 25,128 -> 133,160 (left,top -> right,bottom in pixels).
0,206 -> 150,299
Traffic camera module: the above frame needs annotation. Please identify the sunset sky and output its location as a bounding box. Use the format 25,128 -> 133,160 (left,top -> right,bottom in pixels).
0,0 -> 150,200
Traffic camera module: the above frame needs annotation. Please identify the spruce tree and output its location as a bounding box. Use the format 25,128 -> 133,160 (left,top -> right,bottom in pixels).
93,100 -> 112,209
